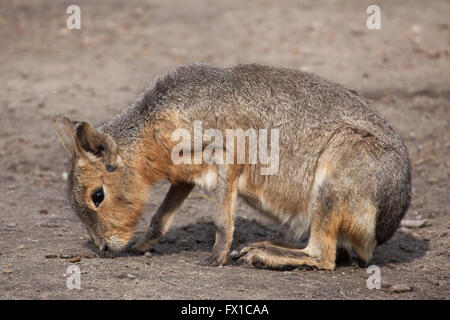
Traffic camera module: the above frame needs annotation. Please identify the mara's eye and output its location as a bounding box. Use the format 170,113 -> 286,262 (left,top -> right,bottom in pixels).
91,187 -> 104,208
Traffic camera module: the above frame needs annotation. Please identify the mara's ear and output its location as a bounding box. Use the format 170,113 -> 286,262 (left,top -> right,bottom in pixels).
52,114 -> 81,156
75,121 -> 119,172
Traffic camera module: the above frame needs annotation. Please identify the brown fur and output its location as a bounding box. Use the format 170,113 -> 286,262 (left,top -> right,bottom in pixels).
53,63 -> 411,270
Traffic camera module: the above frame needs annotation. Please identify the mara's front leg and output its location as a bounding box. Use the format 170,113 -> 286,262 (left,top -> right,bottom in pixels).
202,165 -> 239,266
129,183 -> 194,254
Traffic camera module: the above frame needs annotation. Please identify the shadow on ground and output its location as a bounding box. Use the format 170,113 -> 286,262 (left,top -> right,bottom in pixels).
83,217 -> 429,268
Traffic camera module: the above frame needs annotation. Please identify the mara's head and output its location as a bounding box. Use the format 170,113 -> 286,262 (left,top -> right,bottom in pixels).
53,114 -> 150,255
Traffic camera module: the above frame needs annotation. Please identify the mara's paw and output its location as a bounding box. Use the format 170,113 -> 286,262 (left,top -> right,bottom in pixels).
199,253 -> 228,267
233,246 -> 326,271
126,237 -> 150,256
229,242 -> 272,260
235,248 -> 270,269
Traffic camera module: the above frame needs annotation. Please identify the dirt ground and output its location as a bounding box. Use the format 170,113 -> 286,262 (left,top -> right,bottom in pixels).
0,0 -> 448,300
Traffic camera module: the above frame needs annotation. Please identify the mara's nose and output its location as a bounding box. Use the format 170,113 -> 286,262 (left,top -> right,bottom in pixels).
100,243 -> 109,252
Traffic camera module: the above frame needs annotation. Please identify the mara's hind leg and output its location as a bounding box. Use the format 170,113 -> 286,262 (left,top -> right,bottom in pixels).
234,206 -> 340,270
233,175 -> 378,270
232,202 -> 378,270
339,199 -> 378,267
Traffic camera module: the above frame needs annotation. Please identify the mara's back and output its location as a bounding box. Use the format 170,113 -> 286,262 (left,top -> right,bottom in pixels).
105,63 -> 403,141
134,63 -> 406,151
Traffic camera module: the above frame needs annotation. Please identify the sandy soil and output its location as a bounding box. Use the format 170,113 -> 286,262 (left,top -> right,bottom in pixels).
0,0 -> 449,299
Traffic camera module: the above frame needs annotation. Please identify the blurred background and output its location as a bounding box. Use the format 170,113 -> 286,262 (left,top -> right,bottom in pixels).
1,0 -> 448,121
0,0 -> 448,299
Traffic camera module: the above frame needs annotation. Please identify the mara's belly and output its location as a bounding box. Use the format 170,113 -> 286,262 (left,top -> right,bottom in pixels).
190,166 -> 312,239
237,174 -> 311,239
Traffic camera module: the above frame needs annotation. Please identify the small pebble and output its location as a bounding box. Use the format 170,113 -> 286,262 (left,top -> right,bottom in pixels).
45,253 -> 58,259
391,284 -> 413,293
16,245 -> 25,250
433,280 -> 446,287
144,251 -> 152,258
70,256 -> 81,263
60,254 -> 74,259
2,269 -> 13,274
400,219 -> 426,228
39,209 -> 48,215
427,178 -> 438,184
127,273 -> 138,279
6,223 -> 17,228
